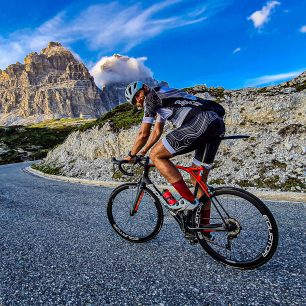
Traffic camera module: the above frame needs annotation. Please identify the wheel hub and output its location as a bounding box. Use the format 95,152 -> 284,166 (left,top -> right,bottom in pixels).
225,218 -> 241,238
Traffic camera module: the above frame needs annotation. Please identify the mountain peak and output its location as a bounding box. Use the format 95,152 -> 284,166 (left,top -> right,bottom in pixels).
47,42 -> 62,48
40,41 -> 74,60
0,42 -> 107,126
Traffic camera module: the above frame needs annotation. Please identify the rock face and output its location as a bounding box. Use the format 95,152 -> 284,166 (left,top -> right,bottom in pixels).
43,73 -> 306,192
0,42 -> 107,126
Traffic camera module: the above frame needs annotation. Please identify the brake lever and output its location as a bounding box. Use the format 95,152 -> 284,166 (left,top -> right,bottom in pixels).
137,156 -> 150,166
112,157 -> 134,177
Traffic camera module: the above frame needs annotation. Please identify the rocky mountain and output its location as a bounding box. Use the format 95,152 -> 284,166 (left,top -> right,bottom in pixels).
0,44 -> 166,126
0,42 -> 108,126
41,72 -> 306,192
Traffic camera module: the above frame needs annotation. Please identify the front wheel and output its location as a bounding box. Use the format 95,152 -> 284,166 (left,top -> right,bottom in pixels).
193,187 -> 279,269
107,183 -> 164,243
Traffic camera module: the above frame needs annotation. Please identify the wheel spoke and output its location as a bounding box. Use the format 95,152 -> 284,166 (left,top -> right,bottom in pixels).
108,184 -> 163,242
194,188 -> 278,268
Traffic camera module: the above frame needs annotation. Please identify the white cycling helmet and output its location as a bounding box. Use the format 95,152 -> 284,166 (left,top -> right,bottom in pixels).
125,81 -> 144,104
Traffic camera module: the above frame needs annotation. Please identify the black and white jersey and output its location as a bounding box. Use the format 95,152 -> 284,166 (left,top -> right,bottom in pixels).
142,86 -> 225,127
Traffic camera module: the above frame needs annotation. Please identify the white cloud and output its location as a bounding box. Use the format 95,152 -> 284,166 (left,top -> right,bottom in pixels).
233,47 -> 241,54
300,25 -> 306,33
0,39 -> 26,68
245,69 -> 304,87
248,1 -> 280,29
188,6 -> 206,18
90,54 -> 153,88
0,0 -> 229,70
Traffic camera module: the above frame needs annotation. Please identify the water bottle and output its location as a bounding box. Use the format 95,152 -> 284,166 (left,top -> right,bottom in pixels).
162,189 -> 177,205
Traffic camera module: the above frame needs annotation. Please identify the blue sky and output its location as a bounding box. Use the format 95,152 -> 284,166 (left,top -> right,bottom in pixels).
0,0 -> 305,89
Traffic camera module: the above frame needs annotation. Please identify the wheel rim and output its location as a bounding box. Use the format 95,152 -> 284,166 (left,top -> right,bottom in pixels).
110,186 -> 160,240
195,192 -> 276,265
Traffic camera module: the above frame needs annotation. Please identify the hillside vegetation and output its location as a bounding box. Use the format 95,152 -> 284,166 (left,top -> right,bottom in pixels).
78,103 -> 143,132
0,118 -> 90,165
0,105 -> 142,165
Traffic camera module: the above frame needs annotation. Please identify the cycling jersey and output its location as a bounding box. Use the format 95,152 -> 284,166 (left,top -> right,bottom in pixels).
142,86 -> 225,127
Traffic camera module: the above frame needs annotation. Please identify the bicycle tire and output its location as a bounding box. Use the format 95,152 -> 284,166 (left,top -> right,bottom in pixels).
107,183 -> 164,243
193,187 -> 279,269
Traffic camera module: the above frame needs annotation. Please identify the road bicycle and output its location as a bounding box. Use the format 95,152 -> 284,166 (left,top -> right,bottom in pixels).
107,135 -> 278,269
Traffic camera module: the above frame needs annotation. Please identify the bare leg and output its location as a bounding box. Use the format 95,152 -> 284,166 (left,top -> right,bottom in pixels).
149,140 -> 182,184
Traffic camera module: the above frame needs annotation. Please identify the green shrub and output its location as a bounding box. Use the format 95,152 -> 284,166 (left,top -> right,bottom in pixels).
258,87 -> 267,93
31,163 -> 62,175
209,178 -> 225,185
281,177 -> 306,191
78,103 -> 144,132
271,159 -> 287,169
294,81 -> 306,92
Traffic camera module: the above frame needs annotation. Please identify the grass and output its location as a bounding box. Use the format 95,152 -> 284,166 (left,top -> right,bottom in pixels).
0,124 -> 76,165
294,81 -> 306,92
238,175 -> 305,191
209,178 -> 225,185
0,104 -> 143,165
78,103 -> 144,132
257,87 -> 268,93
31,163 -> 62,175
30,118 -> 95,129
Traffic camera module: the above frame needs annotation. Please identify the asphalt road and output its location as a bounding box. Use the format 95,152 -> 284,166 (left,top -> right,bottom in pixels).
0,162 -> 305,306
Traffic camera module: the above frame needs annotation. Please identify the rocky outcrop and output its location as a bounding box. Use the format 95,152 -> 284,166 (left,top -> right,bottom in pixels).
42,73 -> 306,192
0,42 -> 107,126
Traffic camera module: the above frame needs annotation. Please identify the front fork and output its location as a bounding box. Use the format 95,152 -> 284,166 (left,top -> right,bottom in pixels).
130,182 -> 145,216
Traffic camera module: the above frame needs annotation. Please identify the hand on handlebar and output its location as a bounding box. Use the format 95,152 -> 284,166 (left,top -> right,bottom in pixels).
112,155 -> 150,177
123,155 -> 135,163
138,150 -> 147,157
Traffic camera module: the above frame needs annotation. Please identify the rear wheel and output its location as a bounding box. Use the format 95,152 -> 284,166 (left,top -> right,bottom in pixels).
107,183 -> 164,243
193,187 -> 278,269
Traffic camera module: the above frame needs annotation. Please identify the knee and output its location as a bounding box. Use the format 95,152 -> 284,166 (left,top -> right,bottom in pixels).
149,147 -> 158,162
150,146 -> 166,163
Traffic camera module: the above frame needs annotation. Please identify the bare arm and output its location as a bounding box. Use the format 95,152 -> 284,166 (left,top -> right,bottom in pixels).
139,121 -> 165,155
128,122 -> 152,157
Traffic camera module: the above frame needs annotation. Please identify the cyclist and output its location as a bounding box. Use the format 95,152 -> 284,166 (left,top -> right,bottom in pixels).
124,81 -> 225,214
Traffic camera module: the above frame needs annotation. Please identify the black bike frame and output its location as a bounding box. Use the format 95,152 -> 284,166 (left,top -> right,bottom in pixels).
129,159 -> 229,233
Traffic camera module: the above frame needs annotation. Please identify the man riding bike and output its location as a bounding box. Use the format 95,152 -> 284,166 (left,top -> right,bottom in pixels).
124,81 -> 225,215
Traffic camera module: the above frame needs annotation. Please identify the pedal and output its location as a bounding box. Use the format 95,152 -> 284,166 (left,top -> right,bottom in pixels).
184,232 -> 198,245
189,238 -> 198,245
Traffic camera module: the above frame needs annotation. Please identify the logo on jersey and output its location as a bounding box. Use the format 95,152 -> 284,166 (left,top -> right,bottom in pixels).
174,100 -> 202,107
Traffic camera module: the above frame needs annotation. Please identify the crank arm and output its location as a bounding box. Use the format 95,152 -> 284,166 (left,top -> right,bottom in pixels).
187,223 -> 225,232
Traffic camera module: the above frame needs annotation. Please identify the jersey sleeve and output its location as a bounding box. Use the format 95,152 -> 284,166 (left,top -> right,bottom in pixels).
156,114 -> 166,123
142,115 -> 154,124
142,102 -> 157,124
142,89 -> 163,124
